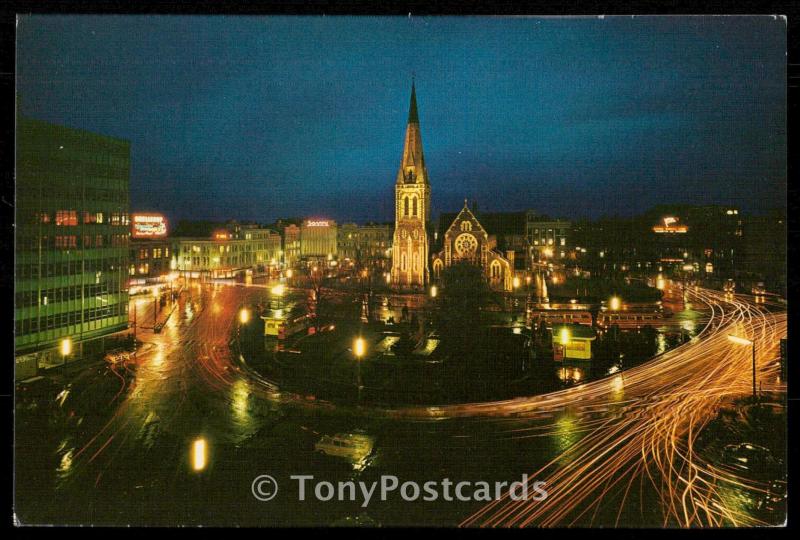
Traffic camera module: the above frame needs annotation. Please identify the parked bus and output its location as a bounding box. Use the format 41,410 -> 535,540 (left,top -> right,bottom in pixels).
530,310 -> 593,327
597,311 -> 665,329
262,312 -> 314,339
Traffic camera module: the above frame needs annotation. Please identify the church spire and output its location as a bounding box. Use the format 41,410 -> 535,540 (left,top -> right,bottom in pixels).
396,79 -> 428,185
408,79 -> 419,125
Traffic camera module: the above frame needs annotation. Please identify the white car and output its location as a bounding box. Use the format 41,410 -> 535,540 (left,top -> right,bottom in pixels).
315,432 -> 374,463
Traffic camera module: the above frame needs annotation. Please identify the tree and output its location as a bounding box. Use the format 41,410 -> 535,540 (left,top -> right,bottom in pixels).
434,261 -> 493,359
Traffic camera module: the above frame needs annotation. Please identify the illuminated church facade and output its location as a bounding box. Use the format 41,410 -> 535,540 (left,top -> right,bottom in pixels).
390,82 -> 430,289
390,82 -> 515,292
431,202 -> 515,292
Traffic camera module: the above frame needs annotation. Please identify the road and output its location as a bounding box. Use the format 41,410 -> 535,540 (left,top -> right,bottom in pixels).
456,286 -> 786,527
14,282 -> 785,526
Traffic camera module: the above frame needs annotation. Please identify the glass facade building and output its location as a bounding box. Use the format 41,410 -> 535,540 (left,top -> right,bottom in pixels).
15,117 -> 130,371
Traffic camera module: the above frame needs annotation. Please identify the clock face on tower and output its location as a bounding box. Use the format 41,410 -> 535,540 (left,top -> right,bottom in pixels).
454,233 -> 478,257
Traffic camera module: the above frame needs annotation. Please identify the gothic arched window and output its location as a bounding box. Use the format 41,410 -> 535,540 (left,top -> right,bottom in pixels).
412,197 -> 418,217
491,260 -> 501,279
404,197 -> 409,217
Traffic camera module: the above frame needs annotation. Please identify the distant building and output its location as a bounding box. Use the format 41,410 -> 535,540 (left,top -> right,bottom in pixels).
282,224 -> 301,267
526,212 -> 571,264
129,213 -> 172,284
130,239 -> 173,281
173,226 -> 281,280
300,219 -> 338,260
15,117 -> 131,378
337,222 -> 393,271
739,210 -> 786,294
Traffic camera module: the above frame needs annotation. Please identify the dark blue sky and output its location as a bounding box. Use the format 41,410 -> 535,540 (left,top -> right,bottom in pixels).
17,16 -> 786,223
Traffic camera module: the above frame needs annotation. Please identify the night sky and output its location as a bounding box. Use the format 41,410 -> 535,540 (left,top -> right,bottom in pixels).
17,16 -> 786,224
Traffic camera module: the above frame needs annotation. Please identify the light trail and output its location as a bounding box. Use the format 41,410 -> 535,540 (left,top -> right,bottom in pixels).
457,287 -> 785,527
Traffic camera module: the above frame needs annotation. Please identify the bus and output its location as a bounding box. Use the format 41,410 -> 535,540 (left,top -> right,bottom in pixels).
530,310 -> 593,327
262,312 -> 314,339
597,311 -> 665,329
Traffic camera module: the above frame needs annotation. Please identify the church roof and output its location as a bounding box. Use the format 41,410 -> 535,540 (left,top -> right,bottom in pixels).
436,208 -> 527,248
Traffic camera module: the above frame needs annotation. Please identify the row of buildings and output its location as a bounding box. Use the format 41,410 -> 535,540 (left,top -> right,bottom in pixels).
14,91 -> 785,378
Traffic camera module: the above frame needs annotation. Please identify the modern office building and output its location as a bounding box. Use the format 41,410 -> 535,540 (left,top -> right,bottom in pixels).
15,117 -> 131,378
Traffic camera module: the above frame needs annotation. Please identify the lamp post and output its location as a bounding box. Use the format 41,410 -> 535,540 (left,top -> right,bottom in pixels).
152,287 -> 159,327
354,336 -> 365,402
728,334 -> 757,401
559,327 -> 570,383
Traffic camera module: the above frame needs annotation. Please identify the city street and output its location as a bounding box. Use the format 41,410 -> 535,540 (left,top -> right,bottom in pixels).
14,282 -> 786,526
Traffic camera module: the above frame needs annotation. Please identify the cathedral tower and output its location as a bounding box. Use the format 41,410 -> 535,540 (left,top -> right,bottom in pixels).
391,81 -> 430,289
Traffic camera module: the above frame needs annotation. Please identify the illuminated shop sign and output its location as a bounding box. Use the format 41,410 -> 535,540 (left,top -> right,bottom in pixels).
132,214 -> 167,238
653,216 -> 688,234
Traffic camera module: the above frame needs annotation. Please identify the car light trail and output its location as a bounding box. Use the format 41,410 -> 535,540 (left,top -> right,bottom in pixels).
457,287 -> 785,527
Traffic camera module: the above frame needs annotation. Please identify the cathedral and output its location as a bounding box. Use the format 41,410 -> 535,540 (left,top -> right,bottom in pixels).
390,82 -> 516,293
390,81 -> 430,289
431,202 -> 515,292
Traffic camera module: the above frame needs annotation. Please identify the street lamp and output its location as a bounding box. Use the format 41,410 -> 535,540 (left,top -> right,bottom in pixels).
513,276 -> 521,289
191,437 -> 208,472
559,328 -> 570,382
239,308 -> 251,325
354,337 -> 366,402
271,283 -> 285,296
656,275 -> 666,291
430,285 -> 438,298
60,337 -> 72,370
728,334 -> 757,401
609,296 -> 621,311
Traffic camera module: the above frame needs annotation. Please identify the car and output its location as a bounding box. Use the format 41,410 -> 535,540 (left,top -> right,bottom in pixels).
723,279 -> 736,293
315,432 -> 375,463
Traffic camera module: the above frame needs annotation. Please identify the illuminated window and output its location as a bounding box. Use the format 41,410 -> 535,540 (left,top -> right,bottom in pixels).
491,260 -> 501,279
55,210 -> 77,226
560,238 -> 565,246
460,221 -> 472,232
